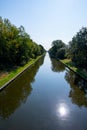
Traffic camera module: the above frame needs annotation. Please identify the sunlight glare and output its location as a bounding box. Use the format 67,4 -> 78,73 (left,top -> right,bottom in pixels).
59,106 -> 67,116
56,103 -> 69,118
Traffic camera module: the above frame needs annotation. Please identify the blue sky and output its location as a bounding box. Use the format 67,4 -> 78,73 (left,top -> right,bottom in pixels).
0,0 -> 87,50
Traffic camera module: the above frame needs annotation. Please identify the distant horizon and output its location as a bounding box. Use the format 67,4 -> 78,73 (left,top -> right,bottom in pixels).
1,0 -> 87,50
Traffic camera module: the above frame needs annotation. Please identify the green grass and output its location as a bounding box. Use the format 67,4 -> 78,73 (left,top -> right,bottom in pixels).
60,59 -> 77,71
60,59 -> 87,80
0,55 -> 43,88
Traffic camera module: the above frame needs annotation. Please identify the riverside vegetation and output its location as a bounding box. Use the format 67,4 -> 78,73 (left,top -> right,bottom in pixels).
0,17 -> 45,87
49,27 -> 87,80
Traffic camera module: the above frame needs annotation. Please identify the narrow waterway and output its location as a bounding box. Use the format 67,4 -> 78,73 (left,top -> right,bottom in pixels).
0,54 -> 87,130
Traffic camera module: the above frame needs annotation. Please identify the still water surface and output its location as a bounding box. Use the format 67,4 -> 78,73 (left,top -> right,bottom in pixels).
0,54 -> 87,130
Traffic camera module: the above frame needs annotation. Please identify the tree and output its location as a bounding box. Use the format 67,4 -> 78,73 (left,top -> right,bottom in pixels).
0,17 -> 45,69
49,40 -> 66,59
56,47 -> 66,59
68,27 -> 87,69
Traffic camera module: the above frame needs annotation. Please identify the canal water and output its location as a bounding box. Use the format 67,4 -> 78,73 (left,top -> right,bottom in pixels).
0,54 -> 87,130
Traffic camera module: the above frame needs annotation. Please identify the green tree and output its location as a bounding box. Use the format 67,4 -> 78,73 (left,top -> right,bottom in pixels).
0,17 -> 45,69
49,40 -> 66,59
68,27 -> 87,69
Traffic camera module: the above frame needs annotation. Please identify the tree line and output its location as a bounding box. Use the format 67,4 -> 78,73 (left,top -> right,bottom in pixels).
49,27 -> 87,70
0,17 -> 45,69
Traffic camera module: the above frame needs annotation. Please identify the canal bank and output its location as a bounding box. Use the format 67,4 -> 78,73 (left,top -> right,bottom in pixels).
59,59 -> 87,81
0,54 -> 45,91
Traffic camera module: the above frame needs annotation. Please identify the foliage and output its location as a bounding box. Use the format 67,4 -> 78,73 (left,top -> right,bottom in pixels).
49,40 -> 66,59
68,27 -> 87,69
0,17 -> 45,69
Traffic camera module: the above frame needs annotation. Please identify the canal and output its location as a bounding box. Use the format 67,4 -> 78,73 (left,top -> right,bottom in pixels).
0,54 -> 87,130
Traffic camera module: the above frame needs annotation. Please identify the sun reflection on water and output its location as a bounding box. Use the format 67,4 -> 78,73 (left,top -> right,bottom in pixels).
59,106 -> 67,116
56,103 -> 69,119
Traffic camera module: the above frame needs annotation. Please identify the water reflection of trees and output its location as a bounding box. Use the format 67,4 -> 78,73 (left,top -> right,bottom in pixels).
65,70 -> 87,107
0,56 -> 45,119
50,58 -> 65,72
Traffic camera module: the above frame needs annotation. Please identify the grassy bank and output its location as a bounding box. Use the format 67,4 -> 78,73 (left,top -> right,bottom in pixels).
0,55 -> 44,88
60,59 -> 87,80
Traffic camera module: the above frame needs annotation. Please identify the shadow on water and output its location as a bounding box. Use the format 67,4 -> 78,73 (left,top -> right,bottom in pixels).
65,70 -> 87,107
0,56 -> 45,119
50,58 -> 65,72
